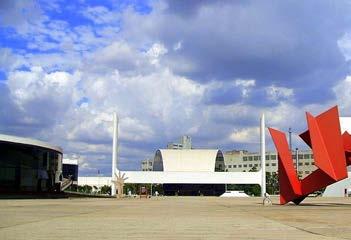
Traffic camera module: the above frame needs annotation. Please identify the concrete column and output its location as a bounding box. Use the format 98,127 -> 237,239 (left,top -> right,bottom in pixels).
111,113 -> 119,196
260,114 -> 266,197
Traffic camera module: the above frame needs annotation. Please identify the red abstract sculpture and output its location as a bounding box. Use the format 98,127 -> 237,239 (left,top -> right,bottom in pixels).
269,106 -> 351,205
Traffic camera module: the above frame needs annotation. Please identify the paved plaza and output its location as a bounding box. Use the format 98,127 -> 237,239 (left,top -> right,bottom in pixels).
0,196 -> 351,239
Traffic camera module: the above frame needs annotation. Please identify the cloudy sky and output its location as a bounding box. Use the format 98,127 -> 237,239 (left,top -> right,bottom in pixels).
1,0 -> 351,175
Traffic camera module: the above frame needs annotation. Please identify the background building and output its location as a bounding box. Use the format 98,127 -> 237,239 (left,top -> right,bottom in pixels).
0,134 -> 63,193
167,135 -> 192,149
141,158 -> 153,171
224,149 -> 316,177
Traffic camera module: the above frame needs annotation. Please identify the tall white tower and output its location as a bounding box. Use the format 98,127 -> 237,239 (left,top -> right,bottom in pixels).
111,113 -> 118,196
260,113 -> 266,197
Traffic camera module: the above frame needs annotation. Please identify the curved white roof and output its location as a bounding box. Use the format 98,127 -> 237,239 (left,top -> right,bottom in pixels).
154,149 -> 223,172
0,134 -> 62,153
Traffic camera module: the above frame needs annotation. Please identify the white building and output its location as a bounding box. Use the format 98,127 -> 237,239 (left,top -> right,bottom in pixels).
224,150 -> 316,178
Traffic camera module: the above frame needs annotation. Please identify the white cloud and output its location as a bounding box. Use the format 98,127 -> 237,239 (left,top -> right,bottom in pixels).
265,85 -> 294,101
229,127 -> 259,143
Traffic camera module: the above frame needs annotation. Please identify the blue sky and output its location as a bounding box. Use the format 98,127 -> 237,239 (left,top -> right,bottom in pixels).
0,0 -> 351,175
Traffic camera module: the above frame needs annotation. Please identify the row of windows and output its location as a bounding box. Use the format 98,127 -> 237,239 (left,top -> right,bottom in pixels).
243,155 -> 277,161
226,161 -> 315,169
240,154 -> 314,162
293,154 -> 314,160
227,163 -> 278,168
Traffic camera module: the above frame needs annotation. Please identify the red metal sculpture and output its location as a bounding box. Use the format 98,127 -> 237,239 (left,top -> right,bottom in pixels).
269,106 -> 351,205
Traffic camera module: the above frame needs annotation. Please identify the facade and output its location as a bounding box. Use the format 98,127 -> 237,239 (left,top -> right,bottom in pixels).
167,135 -> 192,149
224,149 -> 316,178
141,158 -> 153,171
0,134 -> 63,193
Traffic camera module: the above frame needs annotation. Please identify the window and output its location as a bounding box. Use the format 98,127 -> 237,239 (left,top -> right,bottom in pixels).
228,165 -> 232,168
298,154 -> 303,159
233,165 -> 237,168
298,171 -> 303,175
243,156 -> 248,161
265,155 -> 269,160
238,165 -> 242,168
266,163 -> 269,166
292,155 -> 296,159
305,162 -> 310,165
271,155 -> 276,160
311,162 -> 315,165
248,156 -> 253,161
305,171 -> 309,174
254,164 -> 258,167
254,156 -> 259,161
243,164 -> 247,167
271,163 -> 276,166
298,162 -> 303,166
304,154 -> 310,159
249,164 -> 252,167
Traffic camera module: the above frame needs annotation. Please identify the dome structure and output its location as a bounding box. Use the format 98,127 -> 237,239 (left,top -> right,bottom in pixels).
153,149 -> 224,172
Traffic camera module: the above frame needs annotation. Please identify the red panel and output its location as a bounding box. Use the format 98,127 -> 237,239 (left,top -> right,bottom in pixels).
268,128 -> 302,204
269,106 -> 348,205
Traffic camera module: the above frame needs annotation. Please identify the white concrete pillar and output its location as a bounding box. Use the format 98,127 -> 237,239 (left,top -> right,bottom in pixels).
111,113 -> 118,196
260,113 -> 266,197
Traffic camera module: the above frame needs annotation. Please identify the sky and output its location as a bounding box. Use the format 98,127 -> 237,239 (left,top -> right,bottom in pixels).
0,0 -> 351,175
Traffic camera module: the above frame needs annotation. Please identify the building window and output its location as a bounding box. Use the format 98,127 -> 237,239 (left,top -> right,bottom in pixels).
233,165 -> 237,168
265,155 -> 269,160
298,171 -> 303,175
298,162 -> 303,166
266,163 -> 269,166
298,154 -> 303,159
238,165 -> 242,168
243,164 -> 247,167
254,156 -> 259,161
271,155 -> 276,160
304,154 -> 310,159
249,164 -> 252,167
228,165 -> 232,168
305,171 -> 309,174
305,162 -> 310,165
271,163 -> 276,166
248,156 -> 253,161
254,164 -> 258,167
243,156 -> 247,161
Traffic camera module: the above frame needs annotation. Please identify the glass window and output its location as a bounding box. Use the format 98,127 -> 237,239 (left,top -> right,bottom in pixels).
233,165 -> 237,168
271,163 -> 276,166
243,156 -> 247,161
298,162 -> 303,166
238,165 -> 242,168
271,155 -> 276,160
298,154 -> 303,159
305,171 -> 309,174
266,163 -> 269,166
249,164 -> 252,167
248,156 -> 253,161
243,164 -> 247,167
228,165 -> 232,168
311,154 -> 314,159
265,155 -> 269,160
254,164 -> 258,167
304,154 -> 310,159
254,156 -> 259,161
305,162 -> 310,165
